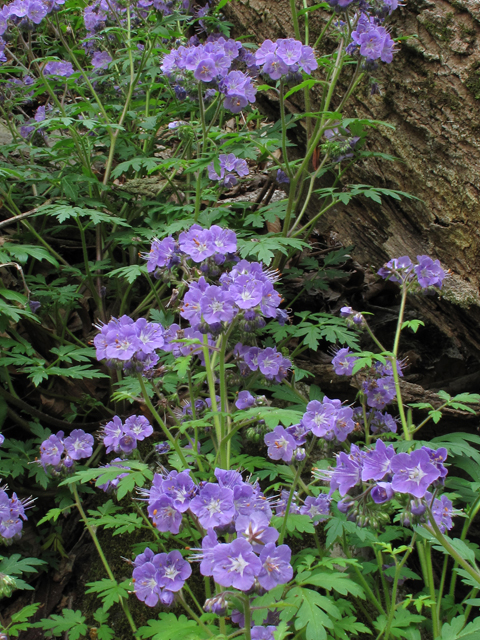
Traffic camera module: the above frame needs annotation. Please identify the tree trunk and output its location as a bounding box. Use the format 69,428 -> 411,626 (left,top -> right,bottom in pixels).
224,0 -> 480,359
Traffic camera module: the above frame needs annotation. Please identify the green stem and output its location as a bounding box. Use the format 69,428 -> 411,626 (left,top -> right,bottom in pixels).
314,14 -> 335,48
136,374 -> 188,467
341,537 -> 385,615
201,335 -> 225,467
289,0 -> 302,40
424,541 -> 440,638
72,485 -> 137,634
278,465 -> 302,545
279,81 -> 292,177
391,286 -> 410,440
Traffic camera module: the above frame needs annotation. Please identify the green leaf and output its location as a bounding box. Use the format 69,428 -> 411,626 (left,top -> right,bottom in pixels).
283,587 -> 338,640
85,578 -> 131,611
271,514 -> 315,535
401,320 -> 425,333
136,612 -> 204,640
10,603 -> 40,624
32,609 -> 88,639
302,571 -> 365,599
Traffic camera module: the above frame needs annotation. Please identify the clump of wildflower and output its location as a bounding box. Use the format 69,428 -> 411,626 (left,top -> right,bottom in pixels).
378,254 -> 446,290
0,485 -> 34,541
160,36 -> 256,113
255,38 -> 317,80
94,316 -> 165,373
98,415 -> 153,454
132,547 -> 192,607
349,13 -> 396,63
39,429 -> 94,471
207,153 -> 249,187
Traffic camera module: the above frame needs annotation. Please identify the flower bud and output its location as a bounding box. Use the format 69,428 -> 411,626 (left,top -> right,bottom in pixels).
0,573 -> 16,598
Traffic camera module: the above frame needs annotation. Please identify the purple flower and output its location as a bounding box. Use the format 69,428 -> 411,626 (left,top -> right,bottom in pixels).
189,483 -> 235,529
155,550 -> 192,591
235,511 -> 279,552
98,459 -> 130,492
101,416 -> 123,453
262,53 -> 289,80
0,434 -> 4,446
132,562 -> 162,606
377,256 -> 414,284
371,482 -> 394,504
255,40 -> 277,65
361,439 -> 395,481
300,495 -> 331,523
423,447 -> 448,478
27,1 -> 48,23
333,406 -> 355,442
332,347 -> 357,376
276,489 -> 300,516
429,494 -> 454,533
277,38 -> 303,65
162,470 -> 196,512
210,225 -> 237,254
276,169 -> 290,184
144,236 -> 179,272
391,449 -> 441,498
303,399 -> 333,438
194,58 -> 217,82
92,51 -> 112,70
179,225 -> 215,262
148,495 -> 183,534
235,390 -> 256,410
212,538 -> 262,590
251,627 -> 277,640
40,432 -> 65,467
299,45 -> 318,73
118,432 -> 137,454
124,415 -> 153,441
44,60 -> 75,78
0,488 -> 31,540
63,429 -> 94,461
369,411 -> 398,434
331,450 -> 364,496
258,347 -> 282,379
415,255 -> 446,289
201,286 -> 236,324
257,542 -> 293,590
264,426 -> 296,462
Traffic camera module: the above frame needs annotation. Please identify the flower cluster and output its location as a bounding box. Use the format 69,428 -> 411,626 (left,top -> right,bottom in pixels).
98,415 -> 153,454
0,0 -> 64,42
323,125 -> 361,162
144,224 -> 237,273
0,486 -> 33,541
133,548 -> 192,607
179,260 -> 284,336
44,60 -> 74,77
161,36 -> 257,113
234,344 -> 291,382
94,316 -> 165,373
83,0 -> 190,40
349,13 -> 395,63
135,467 -> 296,614
255,38 -> 317,80
207,153 -> 249,187
263,394 -> 356,463
97,459 -> 130,492
333,351 -> 400,411
378,255 -> 446,290
317,441 -> 454,530
39,429 -> 94,470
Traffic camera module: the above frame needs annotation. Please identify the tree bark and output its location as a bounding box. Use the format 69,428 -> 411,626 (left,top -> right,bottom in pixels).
224,0 -> 480,358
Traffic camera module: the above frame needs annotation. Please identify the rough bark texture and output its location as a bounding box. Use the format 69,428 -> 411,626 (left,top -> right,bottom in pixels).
223,0 -> 480,357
